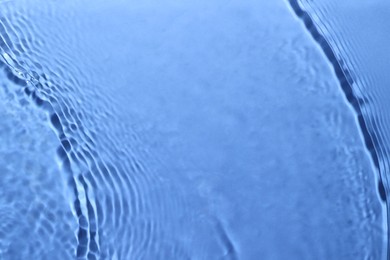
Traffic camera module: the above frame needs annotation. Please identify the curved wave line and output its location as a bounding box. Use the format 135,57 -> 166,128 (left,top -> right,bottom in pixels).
286,0 -> 389,258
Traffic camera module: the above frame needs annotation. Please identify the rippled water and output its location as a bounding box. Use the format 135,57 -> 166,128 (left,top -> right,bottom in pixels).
0,0 -> 388,259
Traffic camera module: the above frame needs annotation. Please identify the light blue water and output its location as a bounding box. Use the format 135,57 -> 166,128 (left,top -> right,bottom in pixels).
0,0 -> 388,259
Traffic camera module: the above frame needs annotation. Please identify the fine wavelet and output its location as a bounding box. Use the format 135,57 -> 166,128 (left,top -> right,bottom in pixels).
287,0 -> 388,258
0,7 -> 137,260
0,2 -> 235,259
2,0 -> 386,259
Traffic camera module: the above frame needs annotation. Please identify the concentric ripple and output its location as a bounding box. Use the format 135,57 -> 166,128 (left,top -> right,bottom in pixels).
288,0 -> 390,258
0,1 -> 236,259
0,0 -> 387,259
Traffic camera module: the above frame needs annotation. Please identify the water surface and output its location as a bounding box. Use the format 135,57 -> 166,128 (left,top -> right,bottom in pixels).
0,0 -> 386,259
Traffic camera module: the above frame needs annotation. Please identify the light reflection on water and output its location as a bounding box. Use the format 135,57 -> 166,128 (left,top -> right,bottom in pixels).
0,0 -> 387,259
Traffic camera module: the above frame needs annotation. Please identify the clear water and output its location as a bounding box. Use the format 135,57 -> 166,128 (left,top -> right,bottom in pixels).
0,0 -> 388,259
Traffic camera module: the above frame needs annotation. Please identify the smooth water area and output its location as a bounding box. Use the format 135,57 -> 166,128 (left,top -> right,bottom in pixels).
0,0 -> 387,259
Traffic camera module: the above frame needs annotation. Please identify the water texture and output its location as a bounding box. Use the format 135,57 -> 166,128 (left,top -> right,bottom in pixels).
289,0 -> 390,257
0,0 -> 387,259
